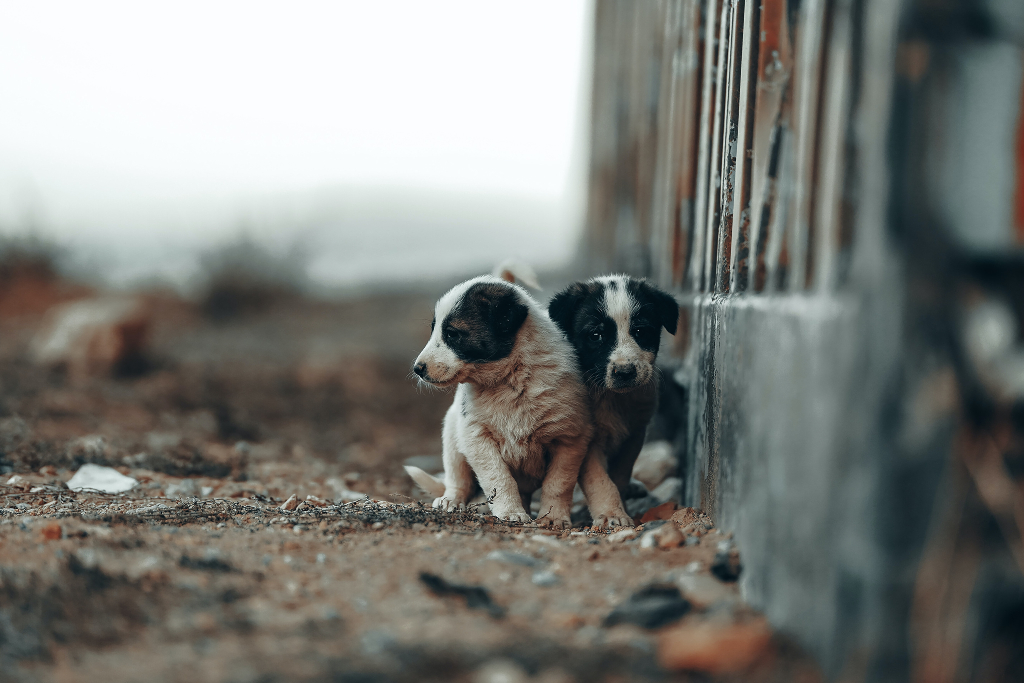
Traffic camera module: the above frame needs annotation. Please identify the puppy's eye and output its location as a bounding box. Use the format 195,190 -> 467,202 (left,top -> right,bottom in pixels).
589,330 -> 602,343
444,327 -> 462,342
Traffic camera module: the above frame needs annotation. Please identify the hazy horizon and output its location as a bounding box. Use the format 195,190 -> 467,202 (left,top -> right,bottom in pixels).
0,1 -> 593,291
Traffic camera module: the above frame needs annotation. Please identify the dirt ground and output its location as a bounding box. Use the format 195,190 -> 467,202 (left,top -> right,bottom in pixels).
0,287 -> 822,683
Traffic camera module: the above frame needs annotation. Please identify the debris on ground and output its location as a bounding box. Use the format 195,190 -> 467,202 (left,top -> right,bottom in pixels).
711,540 -> 743,582
604,585 -> 692,629
658,619 -> 774,674
66,464 -> 138,493
419,572 -> 507,619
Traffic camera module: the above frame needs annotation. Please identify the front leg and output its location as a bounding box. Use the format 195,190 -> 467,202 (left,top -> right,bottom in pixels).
579,445 -> 633,529
536,435 -> 589,528
470,445 -> 532,524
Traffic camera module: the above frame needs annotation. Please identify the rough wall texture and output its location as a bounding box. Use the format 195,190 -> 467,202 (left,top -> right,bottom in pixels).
584,0 -> 1024,679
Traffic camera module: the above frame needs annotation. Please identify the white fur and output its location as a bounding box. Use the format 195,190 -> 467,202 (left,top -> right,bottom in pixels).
411,276 -> 592,528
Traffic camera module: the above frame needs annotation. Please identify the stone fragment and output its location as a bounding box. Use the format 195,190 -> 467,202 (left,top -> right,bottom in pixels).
531,570 -> 560,587
604,585 -> 692,629
41,522 -> 62,540
66,464 -> 138,494
640,523 -> 685,549
640,502 -> 678,524
279,494 -> 299,511
473,659 -> 528,683
486,550 -> 544,568
711,541 -> 742,582
631,440 -> 677,489
658,620 -> 773,673
606,528 -> 637,543
674,573 -> 738,610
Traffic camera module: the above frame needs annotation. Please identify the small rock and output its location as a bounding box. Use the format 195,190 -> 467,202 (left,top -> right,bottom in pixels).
606,528 -> 637,543
66,464 -> 138,494
639,524 -> 685,549
640,502 -> 678,524
604,585 -> 692,629
486,550 -> 544,568
38,465 -> 57,476
200,486 -> 214,498
41,523 -> 63,541
280,494 -> 299,511
631,440 -> 677,489
675,573 -> 738,611
711,541 -> 742,582
650,477 -> 682,504
304,495 -> 329,507
5,475 -> 26,487
473,659 -> 528,683
419,572 -> 506,619
531,570 -> 560,587
658,619 -> 773,674
371,521 -> 385,530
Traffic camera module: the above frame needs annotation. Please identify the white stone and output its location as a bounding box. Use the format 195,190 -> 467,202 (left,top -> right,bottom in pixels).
631,440 -> 677,489
66,464 -> 138,494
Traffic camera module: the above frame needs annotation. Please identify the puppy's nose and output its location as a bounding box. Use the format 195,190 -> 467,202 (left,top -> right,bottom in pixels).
413,362 -> 428,378
611,364 -> 637,382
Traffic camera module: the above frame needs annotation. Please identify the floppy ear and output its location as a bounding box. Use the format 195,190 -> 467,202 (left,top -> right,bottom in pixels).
639,282 -> 679,334
548,283 -> 589,336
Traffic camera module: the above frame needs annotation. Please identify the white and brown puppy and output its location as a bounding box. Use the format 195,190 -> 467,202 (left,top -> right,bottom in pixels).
405,272 -> 591,527
548,275 -> 678,528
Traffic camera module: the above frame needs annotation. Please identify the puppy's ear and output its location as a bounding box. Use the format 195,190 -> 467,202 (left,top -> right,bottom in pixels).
548,282 -> 589,335
493,292 -> 529,335
638,282 -> 679,334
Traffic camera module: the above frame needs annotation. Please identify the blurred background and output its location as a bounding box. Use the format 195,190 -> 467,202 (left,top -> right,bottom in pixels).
0,1 -> 591,291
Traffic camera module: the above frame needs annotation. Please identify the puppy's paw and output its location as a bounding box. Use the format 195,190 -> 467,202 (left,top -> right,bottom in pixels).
432,496 -> 465,513
591,513 -> 634,530
536,514 -> 571,529
498,511 -> 533,525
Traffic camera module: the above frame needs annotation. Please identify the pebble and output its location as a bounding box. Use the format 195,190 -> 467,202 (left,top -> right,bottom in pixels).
711,541 -> 742,582
606,529 -> 637,543
675,573 -> 737,610
486,550 -> 544,568
473,659 -> 528,683
604,585 -> 692,629
639,523 -> 684,549
658,619 -> 773,674
66,464 -> 138,494
279,495 -> 299,511
41,522 -> 62,541
531,570 -> 560,587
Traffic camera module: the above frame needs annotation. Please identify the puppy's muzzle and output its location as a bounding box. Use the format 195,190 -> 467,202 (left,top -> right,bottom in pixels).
413,362 -> 428,378
608,362 -> 643,389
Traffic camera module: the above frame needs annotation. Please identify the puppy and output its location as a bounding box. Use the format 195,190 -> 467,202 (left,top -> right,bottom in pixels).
405,269 -> 591,527
548,275 -> 678,528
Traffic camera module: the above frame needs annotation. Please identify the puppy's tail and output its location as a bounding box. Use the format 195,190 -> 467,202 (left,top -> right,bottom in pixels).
404,466 -> 446,498
493,258 -> 541,290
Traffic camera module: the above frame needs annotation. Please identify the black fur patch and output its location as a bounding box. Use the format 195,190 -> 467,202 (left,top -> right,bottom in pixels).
548,278 -> 678,388
442,282 -> 529,363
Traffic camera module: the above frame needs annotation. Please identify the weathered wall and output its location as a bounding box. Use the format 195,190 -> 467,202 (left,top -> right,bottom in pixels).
583,0 -> 1024,679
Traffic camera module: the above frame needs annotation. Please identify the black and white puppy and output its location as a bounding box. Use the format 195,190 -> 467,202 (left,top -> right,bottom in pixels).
405,271 -> 591,527
548,275 -> 678,528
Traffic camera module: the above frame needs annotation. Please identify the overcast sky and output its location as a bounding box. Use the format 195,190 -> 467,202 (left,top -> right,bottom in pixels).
0,1 -> 592,288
